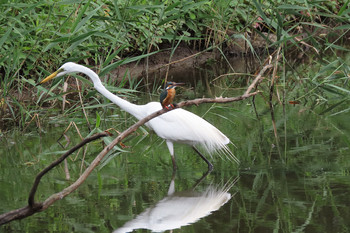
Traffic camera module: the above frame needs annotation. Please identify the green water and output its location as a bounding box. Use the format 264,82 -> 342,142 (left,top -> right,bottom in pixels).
1,58 -> 350,232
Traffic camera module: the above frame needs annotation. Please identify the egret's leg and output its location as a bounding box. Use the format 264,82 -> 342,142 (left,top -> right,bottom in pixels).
192,146 -> 213,171
166,140 -> 177,170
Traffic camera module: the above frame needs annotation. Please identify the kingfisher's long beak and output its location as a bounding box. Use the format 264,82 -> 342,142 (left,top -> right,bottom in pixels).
173,82 -> 185,87
36,70 -> 60,86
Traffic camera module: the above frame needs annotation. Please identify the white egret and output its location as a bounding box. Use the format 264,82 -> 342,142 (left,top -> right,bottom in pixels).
38,62 -> 238,170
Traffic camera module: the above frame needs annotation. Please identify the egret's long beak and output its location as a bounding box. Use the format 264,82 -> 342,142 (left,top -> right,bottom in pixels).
36,69 -> 60,86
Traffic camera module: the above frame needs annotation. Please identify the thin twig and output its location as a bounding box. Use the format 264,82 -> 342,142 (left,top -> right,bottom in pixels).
64,159 -> 70,181
75,78 -> 91,132
269,46 -> 283,160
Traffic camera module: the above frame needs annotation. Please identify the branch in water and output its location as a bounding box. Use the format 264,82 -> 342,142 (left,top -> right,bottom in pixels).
0,62 -> 274,225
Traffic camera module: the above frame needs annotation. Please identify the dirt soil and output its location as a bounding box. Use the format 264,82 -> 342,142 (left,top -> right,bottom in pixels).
106,32 -> 278,82
107,26 -> 350,83
108,45 -> 218,83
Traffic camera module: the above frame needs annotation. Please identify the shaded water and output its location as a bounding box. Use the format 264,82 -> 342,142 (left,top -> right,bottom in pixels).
1,55 -> 350,232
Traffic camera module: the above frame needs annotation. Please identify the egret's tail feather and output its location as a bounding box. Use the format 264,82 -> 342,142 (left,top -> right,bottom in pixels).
200,142 -> 239,165
197,130 -> 239,164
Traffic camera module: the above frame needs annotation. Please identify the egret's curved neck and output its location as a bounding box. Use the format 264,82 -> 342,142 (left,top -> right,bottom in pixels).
75,64 -> 144,119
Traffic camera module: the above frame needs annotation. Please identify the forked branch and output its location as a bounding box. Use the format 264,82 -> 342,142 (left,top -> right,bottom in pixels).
0,62 -> 274,225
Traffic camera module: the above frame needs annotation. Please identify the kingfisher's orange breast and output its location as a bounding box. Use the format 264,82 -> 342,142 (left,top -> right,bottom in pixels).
162,88 -> 176,107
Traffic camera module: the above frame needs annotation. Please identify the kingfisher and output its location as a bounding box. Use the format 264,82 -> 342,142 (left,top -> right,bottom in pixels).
160,82 -> 184,109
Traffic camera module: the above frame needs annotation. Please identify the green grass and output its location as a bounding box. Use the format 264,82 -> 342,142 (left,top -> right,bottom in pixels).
0,0 -> 349,130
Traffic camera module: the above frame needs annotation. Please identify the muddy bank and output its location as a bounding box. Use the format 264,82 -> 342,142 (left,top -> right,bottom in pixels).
108,45 -> 217,83
108,26 -> 349,84
107,33 -> 274,84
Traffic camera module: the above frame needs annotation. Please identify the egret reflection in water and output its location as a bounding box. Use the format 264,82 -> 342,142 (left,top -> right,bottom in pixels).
114,175 -> 239,233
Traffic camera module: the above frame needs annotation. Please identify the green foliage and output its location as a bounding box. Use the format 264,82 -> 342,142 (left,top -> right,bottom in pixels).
0,0 -> 349,129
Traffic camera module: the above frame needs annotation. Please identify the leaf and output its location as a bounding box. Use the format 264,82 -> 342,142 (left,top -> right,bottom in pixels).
0,28 -> 12,48
99,151 -> 122,170
103,45 -> 128,66
338,0 -> 350,16
325,43 -> 350,51
232,34 -> 256,55
44,36 -> 71,52
313,60 -> 339,81
164,2 -> 181,12
156,35 -> 201,41
73,5 -> 102,34
334,24 -> 350,30
325,83 -> 350,95
83,103 -> 114,109
158,14 -> 181,26
58,0 -> 82,4
71,0 -> 90,33
189,12 -> 196,20
64,31 -> 98,54
330,107 -> 350,116
277,4 -> 308,10
96,111 -> 101,128
319,99 -> 346,115
70,30 -> 98,44
100,51 -> 159,77
252,0 -> 269,23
